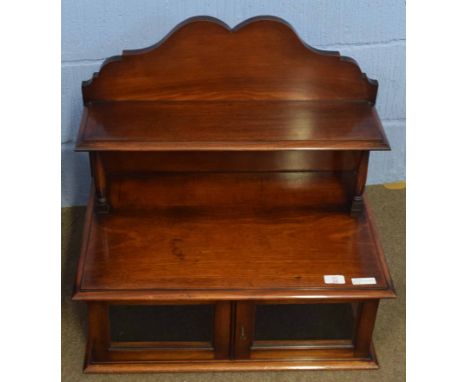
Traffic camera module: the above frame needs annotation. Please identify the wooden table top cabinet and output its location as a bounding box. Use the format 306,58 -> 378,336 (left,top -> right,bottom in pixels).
73,16 -> 396,373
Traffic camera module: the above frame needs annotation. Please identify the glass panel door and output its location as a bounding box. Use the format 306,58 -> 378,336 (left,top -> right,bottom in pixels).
234,302 -> 358,360
254,303 -> 354,341
110,304 -> 214,343
105,302 -> 231,362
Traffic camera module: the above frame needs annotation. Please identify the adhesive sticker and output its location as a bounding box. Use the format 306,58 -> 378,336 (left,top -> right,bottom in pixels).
324,275 -> 345,284
351,277 -> 377,285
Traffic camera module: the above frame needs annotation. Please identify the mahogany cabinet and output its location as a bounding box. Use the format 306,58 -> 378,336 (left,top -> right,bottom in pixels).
72,16 -> 396,372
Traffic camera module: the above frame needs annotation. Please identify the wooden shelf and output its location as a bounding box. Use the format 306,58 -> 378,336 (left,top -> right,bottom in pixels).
73,16 -> 396,372
74,195 -> 394,301
75,101 -> 389,152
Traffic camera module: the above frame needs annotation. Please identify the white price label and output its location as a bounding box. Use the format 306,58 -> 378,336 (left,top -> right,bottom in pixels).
351,277 -> 377,285
324,275 -> 345,284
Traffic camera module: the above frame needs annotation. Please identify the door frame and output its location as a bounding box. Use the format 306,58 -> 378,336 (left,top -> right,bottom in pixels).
233,299 -> 379,360
87,300 -> 232,363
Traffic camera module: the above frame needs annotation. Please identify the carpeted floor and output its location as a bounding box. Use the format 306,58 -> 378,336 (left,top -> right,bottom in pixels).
61,185 -> 405,382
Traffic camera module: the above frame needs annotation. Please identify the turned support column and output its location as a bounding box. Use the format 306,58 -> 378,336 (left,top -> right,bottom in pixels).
90,152 -> 111,214
351,151 -> 369,216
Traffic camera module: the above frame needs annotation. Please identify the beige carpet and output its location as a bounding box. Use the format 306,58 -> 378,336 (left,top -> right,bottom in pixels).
61,185 -> 405,381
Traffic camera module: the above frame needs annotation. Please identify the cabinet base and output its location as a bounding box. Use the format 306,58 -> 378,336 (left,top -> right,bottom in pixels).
84,343 -> 379,373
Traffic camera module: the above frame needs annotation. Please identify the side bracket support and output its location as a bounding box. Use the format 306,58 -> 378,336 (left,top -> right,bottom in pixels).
351,151 -> 369,216
90,152 -> 111,214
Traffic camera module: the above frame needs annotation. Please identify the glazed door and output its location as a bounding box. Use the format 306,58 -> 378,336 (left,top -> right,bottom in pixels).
233,300 -> 378,361
88,301 -> 231,363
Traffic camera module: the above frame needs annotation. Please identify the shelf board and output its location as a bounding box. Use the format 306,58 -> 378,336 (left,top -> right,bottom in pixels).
74,196 -> 395,301
75,101 -> 390,152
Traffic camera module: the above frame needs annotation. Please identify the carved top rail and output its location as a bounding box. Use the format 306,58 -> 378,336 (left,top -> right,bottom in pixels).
82,16 -> 378,104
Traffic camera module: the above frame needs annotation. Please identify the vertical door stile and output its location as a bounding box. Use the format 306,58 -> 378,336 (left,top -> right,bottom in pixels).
213,301 -> 232,359
233,301 -> 255,359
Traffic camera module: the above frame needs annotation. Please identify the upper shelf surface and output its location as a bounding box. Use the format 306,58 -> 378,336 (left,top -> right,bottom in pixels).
76,101 -> 390,151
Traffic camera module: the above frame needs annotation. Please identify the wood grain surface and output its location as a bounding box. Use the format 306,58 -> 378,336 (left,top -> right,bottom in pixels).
82,17 -> 377,104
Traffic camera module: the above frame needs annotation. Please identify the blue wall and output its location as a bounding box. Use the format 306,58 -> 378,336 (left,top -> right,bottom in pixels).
62,0 -> 406,206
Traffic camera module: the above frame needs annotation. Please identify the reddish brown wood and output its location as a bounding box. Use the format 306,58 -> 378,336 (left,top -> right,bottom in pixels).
250,347 -> 355,360
233,302 -> 255,359
84,299 -> 381,372
74,16 -> 394,373
353,300 -> 380,357
351,151 -> 370,215
107,172 -> 355,211
213,302 -> 232,359
76,101 -> 389,152
109,341 -> 212,349
76,288 -> 395,303
84,356 -> 379,373
252,339 -> 353,349
74,201 -> 393,300
99,151 -> 362,173
237,300 -> 377,362
87,302 -> 110,362
89,153 -> 110,214
364,193 -> 396,292
106,348 -> 214,362
82,17 -> 377,104
86,301 -> 233,365
73,186 -> 94,298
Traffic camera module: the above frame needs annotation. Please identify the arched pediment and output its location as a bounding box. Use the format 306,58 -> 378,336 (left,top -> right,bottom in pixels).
82,16 -> 377,104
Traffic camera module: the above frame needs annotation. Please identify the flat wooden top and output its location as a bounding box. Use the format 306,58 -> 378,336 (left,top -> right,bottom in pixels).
74,198 -> 395,301
76,101 -> 389,151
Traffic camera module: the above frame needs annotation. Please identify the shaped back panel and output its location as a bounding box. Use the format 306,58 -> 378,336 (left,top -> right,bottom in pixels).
83,16 -> 377,104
